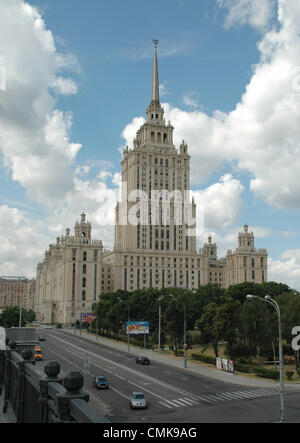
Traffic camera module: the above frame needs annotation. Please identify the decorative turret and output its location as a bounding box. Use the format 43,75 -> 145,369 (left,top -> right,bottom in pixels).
238,223 -> 255,249
74,212 -> 92,242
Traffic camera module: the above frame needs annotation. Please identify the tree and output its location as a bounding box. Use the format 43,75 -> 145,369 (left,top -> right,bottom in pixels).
239,299 -> 276,363
0,306 -> 33,328
214,299 -> 241,360
196,303 -> 220,357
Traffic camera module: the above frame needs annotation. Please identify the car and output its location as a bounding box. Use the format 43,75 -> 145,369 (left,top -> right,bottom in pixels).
129,392 -> 147,409
136,356 -> 150,365
34,346 -> 43,361
56,323 -> 62,329
92,376 -> 109,389
38,335 -> 46,341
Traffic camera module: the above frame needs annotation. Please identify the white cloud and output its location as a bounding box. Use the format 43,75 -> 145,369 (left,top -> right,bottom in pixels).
269,249 -> 300,290
202,174 -> 245,230
0,0 -> 81,207
0,205 -> 51,278
218,0 -> 276,31
121,1 -> 300,211
52,76 -> 78,95
182,92 -> 200,109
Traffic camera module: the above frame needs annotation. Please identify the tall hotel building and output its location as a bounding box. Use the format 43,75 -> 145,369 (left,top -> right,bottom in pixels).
36,42 -> 268,325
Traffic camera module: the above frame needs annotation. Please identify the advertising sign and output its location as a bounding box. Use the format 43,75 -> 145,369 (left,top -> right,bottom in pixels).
81,313 -> 95,323
126,321 -> 149,335
216,358 -> 234,373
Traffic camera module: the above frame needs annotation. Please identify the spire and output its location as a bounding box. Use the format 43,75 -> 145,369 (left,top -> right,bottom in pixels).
151,39 -> 160,103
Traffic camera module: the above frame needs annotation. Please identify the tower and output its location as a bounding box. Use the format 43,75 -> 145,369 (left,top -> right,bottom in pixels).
226,224 -> 268,286
114,40 -> 196,255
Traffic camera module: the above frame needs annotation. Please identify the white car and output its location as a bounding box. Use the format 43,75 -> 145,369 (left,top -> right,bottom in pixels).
129,392 -> 147,409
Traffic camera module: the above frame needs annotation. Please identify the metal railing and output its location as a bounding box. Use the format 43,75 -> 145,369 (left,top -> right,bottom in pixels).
0,340 -> 110,423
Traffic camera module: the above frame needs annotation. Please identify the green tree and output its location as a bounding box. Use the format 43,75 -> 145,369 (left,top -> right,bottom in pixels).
214,299 -> 241,360
196,302 -> 220,357
0,306 -> 28,327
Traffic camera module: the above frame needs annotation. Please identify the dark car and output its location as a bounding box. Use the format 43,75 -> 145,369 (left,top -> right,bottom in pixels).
136,356 -> 150,365
56,323 -> 62,329
92,376 -> 109,389
38,335 -> 46,341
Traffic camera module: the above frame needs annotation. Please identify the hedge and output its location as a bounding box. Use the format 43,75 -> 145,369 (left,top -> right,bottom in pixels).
255,367 -> 280,380
191,353 -> 216,365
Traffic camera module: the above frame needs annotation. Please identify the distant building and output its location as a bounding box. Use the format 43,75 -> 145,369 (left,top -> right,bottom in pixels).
35,214 -> 104,325
0,276 -> 36,311
35,42 -> 268,325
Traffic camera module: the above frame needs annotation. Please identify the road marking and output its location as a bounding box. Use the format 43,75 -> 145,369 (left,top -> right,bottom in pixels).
158,401 -> 173,409
180,397 -> 199,405
46,333 -> 207,401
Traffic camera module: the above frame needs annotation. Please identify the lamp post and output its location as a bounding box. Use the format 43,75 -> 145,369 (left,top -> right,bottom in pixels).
96,304 -> 99,342
170,294 -> 187,369
247,294 -> 285,423
117,297 -> 130,352
158,295 -> 164,353
127,303 -> 130,353
19,305 -> 23,328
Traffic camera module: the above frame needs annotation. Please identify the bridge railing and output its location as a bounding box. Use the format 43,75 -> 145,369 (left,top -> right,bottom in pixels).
0,340 -> 110,423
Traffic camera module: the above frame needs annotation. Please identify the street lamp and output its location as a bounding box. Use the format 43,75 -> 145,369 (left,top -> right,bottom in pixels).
158,295 -> 164,353
170,294 -> 187,369
117,297 -> 130,353
247,294 -> 285,423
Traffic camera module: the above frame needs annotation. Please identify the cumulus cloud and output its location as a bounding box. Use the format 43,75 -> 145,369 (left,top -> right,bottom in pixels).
0,0 -> 81,206
0,205 -> 51,278
122,1 -> 300,211
218,0 -> 276,31
202,174 -> 244,230
269,249 -> 300,290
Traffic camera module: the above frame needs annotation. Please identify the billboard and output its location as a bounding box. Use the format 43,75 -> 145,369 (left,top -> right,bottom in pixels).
216,357 -> 234,373
81,313 -> 95,323
126,321 -> 149,335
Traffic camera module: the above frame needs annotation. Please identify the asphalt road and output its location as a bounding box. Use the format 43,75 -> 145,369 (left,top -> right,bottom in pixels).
35,329 -> 300,423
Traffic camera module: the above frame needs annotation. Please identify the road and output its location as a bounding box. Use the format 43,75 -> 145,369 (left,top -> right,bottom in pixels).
36,329 -> 300,423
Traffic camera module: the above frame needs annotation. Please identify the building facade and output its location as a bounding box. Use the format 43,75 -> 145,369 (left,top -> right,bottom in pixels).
35,42 -> 268,325
35,213 -> 104,325
0,276 -> 36,312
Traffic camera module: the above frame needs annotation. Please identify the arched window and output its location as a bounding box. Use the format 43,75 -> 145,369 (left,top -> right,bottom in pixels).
83,251 -> 87,262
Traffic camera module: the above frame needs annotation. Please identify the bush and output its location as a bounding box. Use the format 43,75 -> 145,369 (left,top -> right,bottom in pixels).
286,371 -> 294,380
234,362 -> 259,374
255,367 -> 280,380
191,354 -> 216,365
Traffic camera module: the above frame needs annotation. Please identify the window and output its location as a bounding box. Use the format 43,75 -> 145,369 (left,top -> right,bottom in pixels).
83,251 -> 87,262
83,264 -> 86,274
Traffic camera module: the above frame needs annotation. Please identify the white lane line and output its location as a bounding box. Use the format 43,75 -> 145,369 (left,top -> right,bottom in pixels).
47,334 -> 207,401
158,401 -> 173,409
113,374 -> 126,381
233,391 -> 259,399
206,394 -> 227,401
181,397 -> 199,405
174,398 -> 198,406
249,389 -> 277,396
217,392 -> 244,400
204,395 -> 223,402
162,399 -> 181,408
109,386 -> 130,400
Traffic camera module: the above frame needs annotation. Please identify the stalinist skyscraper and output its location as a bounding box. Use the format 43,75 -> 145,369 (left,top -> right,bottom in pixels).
104,40 -> 207,291
36,41 -> 268,325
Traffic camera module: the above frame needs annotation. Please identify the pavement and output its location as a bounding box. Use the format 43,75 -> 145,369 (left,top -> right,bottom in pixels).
61,328 -> 300,392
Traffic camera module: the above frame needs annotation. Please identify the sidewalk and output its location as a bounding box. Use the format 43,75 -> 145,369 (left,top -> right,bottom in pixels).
62,328 -> 300,391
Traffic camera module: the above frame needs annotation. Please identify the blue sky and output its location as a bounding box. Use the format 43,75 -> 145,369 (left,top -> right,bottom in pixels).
0,0 -> 299,289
